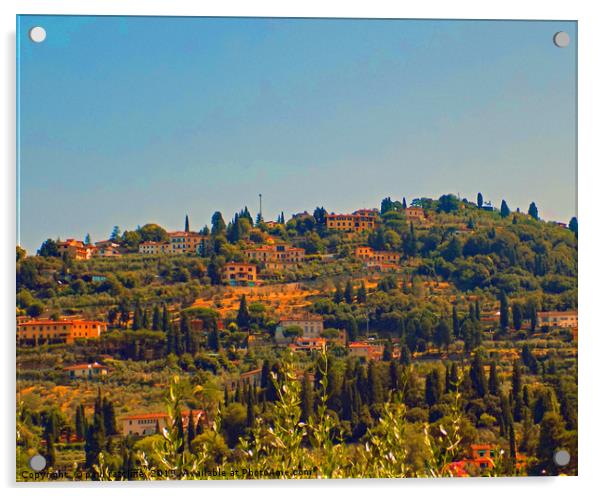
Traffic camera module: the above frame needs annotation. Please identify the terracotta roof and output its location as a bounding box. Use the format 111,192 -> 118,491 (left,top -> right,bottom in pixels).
64,362 -> 108,371
18,319 -> 106,327
121,409 -> 203,421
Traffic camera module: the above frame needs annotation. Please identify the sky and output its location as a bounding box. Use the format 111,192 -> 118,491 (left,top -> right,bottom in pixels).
17,16 -> 577,253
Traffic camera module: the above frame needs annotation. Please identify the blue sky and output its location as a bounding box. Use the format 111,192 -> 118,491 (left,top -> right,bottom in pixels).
17,16 -> 576,253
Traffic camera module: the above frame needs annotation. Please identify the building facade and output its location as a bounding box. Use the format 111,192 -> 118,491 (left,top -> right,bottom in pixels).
355,246 -> 401,264
17,319 -> 107,345
274,314 -> 324,344
57,239 -> 94,260
244,244 -> 305,266
94,240 -> 122,257
224,262 -> 257,286
326,209 -> 380,233
405,206 -> 426,221
348,342 -> 384,361
121,410 -> 205,437
139,231 -> 208,255
537,310 -> 578,328
64,362 -> 109,379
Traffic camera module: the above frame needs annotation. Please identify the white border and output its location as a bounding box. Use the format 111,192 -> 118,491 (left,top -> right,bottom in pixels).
2,1 -> 600,495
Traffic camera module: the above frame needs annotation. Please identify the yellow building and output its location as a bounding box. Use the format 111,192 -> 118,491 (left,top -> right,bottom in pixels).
326,209 -> 380,233
224,262 -> 257,286
121,410 -> 205,437
245,244 -> 305,265
17,319 -> 107,346
355,246 -> 400,264
537,310 -> 578,328
139,231 -> 208,255
168,231 -> 207,254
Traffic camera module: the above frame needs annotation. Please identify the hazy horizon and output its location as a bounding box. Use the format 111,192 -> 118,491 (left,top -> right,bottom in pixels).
17,16 -> 577,253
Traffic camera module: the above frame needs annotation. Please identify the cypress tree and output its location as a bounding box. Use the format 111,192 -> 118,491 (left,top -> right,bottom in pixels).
236,295 -> 251,330
500,200 -> 510,218
488,362 -> 500,396
75,404 -> 87,440
512,302 -> 523,331
477,192 -> 483,209
187,410 -> 196,447
368,361 -> 385,405
161,304 -> 169,332
344,280 -> 354,304
132,304 -> 142,330
195,417 -> 204,436
452,306 -> 460,338
151,305 -> 161,331
499,291 -> 509,330
181,313 -> 192,353
44,430 -> 56,468
357,282 -> 367,303
425,369 -> 442,406
333,283 -> 344,304
102,398 -> 117,436
142,307 -> 150,329
246,389 -> 256,428
469,352 -> 488,398
528,202 -> 539,220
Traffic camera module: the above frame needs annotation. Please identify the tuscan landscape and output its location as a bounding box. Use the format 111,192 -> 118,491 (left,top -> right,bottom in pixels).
16,193 -> 578,479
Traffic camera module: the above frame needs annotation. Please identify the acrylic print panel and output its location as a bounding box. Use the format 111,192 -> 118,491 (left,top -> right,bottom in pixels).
16,16 -> 577,481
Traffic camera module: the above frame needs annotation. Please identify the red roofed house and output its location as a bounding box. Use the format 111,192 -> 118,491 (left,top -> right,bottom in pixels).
121,409 -> 205,437
64,362 -> 109,380
348,342 -> 384,361
17,319 -> 107,346
56,239 -> 94,260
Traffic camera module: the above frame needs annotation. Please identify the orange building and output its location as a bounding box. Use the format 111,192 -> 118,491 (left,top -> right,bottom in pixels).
405,206 -> 426,221
17,319 -> 107,345
139,231 -> 208,255
244,244 -> 305,268
168,231 -> 207,254
326,209 -> 380,233
355,246 -> 400,264
224,262 -> 257,286
56,239 -> 94,260
348,342 -> 384,361
121,410 -> 205,437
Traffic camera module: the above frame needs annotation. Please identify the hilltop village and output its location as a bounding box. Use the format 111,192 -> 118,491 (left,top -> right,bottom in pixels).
16,193 -> 578,479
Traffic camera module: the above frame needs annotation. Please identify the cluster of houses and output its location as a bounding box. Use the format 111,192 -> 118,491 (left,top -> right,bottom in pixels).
273,312 -> 386,359
325,206 -> 425,234
138,231 -> 208,255
57,239 -> 122,260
